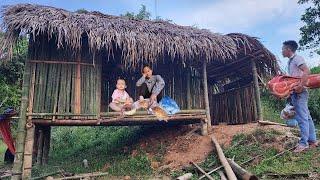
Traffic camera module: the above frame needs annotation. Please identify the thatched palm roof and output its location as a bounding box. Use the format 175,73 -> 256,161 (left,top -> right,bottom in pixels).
1,4 -> 278,73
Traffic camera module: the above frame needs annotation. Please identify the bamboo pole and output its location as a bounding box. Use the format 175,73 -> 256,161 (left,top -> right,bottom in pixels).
22,63 -> 37,179
217,170 -> 228,180
22,125 -> 35,179
11,61 -> 31,180
251,60 -> 263,121
227,158 -> 258,180
186,68 -> 191,109
203,61 -> 211,129
74,54 -> 81,114
211,136 -> 237,180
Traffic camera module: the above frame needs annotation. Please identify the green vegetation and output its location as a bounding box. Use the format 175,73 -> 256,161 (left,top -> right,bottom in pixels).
31,126 -> 155,178
0,141 -> 7,164
298,0 -> 320,54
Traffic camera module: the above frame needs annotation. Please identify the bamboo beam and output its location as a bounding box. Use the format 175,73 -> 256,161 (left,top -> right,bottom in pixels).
74,55 -> 81,114
31,116 -> 205,126
211,136 -> 237,180
227,158 -> 258,180
29,60 -> 94,66
27,109 -> 206,117
203,61 -> 211,129
12,61 -> 31,180
251,60 -> 263,121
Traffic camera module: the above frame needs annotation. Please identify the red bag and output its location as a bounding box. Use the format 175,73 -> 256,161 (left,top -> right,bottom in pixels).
267,74 -> 320,99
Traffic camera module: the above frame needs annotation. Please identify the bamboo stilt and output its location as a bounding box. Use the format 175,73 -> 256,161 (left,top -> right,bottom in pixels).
12,61 -> 32,180
252,60 -> 263,121
42,126 -> 51,165
22,63 -> 37,179
36,129 -> 44,166
22,124 -> 35,179
203,62 -> 211,129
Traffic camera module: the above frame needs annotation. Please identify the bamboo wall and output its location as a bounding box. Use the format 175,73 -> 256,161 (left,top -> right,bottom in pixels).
209,84 -> 257,125
29,34 -> 100,115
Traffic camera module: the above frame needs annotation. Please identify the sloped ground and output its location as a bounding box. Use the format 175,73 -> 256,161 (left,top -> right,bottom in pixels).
132,123 -> 295,170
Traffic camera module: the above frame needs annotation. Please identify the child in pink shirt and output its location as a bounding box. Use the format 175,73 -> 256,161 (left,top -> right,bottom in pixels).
109,79 -> 133,112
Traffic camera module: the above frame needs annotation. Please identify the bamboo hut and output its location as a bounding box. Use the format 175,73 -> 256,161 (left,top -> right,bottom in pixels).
1,4 -> 279,179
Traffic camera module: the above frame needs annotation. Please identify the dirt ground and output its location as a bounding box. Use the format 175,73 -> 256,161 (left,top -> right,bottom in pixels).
133,123 -> 294,170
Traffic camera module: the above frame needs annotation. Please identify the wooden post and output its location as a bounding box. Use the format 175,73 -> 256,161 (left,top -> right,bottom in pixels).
203,62 -> 211,129
251,60 -> 263,121
42,126 -> 51,165
22,64 -> 37,179
12,62 -> 31,180
187,68 -> 192,109
201,118 -> 208,136
36,129 -> 44,166
74,55 -> 81,114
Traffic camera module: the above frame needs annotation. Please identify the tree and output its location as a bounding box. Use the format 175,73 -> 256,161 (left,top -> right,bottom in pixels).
298,0 -> 320,55
121,5 -> 151,20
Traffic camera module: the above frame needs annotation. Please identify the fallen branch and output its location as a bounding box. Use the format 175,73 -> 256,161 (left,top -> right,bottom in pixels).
264,172 -> 310,178
261,146 -> 296,163
199,154 -> 262,180
31,171 -> 62,180
55,172 -> 109,180
190,161 -> 214,180
211,136 -> 237,180
258,120 -> 287,127
227,158 -> 258,180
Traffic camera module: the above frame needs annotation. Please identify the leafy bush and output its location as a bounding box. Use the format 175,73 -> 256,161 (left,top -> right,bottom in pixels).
309,67 -> 320,122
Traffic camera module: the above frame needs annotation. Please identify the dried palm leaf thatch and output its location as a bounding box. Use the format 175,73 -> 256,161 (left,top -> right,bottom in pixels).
0,4 -> 278,73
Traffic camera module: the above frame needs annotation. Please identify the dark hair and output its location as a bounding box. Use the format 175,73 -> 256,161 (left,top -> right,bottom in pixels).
142,64 -> 152,72
283,40 -> 298,52
116,77 -> 126,82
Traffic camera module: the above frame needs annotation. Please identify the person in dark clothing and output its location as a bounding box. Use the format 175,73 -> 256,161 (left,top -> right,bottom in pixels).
136,65 -> 165,103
